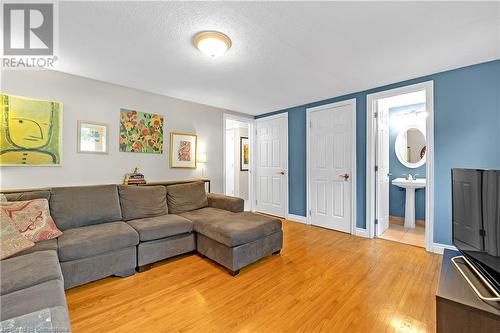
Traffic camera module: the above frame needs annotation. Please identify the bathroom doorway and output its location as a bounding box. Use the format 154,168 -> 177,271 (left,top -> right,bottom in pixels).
366,82 -> 434,251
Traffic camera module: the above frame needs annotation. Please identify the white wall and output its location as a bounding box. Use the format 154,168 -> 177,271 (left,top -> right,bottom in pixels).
0,70 -> 250,191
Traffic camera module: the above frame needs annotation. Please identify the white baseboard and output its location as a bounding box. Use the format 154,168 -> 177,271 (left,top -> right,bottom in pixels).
287,214 -> 308,224
432,242 -> 457,255
355,227 -> 370,238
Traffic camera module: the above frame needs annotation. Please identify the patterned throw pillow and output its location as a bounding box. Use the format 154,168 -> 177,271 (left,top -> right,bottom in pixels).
0,210 -> 35,260
0,193 -> 7,202
0,199 -> 62,242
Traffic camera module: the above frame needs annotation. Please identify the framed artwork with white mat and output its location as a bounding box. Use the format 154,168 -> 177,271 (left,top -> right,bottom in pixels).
170,132 -> 197,168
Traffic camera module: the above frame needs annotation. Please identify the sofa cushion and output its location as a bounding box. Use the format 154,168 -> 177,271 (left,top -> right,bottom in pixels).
1,250 -> 62,295
0,210 -> 34,260
166,181 -> 208,214
57,222 -> 139,262
118,185 -> 168,221
127,214 -> 193,242
11,239 -> 58,258
4,190 -> 51,202
179,207 -> 235,224
193,212 -> 282,247
50,185 -> 122,230
1,199 -> 62,242
0,280 -> 67,321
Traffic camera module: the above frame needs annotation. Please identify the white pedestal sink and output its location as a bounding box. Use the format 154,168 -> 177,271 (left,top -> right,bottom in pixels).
391,178 -> 426,229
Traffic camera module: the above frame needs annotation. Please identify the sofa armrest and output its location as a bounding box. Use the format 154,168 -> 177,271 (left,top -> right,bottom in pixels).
207,193 -> 244,213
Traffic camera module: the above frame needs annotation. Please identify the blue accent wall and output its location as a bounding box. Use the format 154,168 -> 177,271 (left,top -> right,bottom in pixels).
256,60 -> 500,245
388,103 -> 426,220
288,106 -> 307,216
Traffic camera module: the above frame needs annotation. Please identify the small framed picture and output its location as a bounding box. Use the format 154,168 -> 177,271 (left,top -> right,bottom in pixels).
170,132 -> 197,168
240,136 -> 249,171
77,121 -> 108,154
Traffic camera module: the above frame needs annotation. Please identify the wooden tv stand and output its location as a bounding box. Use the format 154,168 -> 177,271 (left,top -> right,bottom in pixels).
436,249 -> 500,332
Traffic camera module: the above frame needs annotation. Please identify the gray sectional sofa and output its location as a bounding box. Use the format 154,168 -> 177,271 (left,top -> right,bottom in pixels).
0,180 -> 282,332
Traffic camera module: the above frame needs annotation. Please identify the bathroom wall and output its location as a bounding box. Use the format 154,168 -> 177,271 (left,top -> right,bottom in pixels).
389,103 -> 426,220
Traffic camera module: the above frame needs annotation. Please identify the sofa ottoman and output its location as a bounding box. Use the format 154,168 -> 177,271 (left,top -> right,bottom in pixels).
194,212 -> 283,275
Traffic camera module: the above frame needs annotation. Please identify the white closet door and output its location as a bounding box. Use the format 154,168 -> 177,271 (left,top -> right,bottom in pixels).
309,102 -> 354,233
255,115 -> 287,217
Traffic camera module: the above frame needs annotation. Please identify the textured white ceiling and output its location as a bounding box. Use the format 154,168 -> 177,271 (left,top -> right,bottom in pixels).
55,1 -> 500,115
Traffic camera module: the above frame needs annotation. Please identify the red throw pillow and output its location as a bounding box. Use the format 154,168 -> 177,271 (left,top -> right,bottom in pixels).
0,199 -> 62,242
0,210 -> 35,259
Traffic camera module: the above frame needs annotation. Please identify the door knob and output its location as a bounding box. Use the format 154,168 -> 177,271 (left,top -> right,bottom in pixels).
278,171 -> 285,175
339,173 -> 349,181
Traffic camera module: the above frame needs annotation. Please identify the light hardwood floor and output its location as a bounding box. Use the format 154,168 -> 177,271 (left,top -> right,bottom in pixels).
65,220 -> 442,333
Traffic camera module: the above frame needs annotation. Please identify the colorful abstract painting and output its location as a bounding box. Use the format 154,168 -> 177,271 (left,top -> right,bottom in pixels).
170,132 -> 197,168
0,94 -> 62,166
178,141 -> 191,161
119,109 -> 163,154
240,137 -> 249,171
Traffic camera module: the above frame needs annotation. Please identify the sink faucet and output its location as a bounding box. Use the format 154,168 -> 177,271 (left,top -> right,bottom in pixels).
404,174 -> 418,180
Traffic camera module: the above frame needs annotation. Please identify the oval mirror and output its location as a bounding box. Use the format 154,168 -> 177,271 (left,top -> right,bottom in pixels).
395,126 -> 426,168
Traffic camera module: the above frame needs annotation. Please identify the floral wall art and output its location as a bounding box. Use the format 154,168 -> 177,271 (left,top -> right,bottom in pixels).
119,109 -> 163,154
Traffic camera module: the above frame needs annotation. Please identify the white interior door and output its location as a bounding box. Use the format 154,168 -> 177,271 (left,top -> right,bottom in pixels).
255,115 -> 287,217
309,102 -> 354,233
225,129 -> 235,196
376,105 -> 390,236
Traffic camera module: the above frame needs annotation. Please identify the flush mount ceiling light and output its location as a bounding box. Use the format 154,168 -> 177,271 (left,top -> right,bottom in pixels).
194,31 -> 232,58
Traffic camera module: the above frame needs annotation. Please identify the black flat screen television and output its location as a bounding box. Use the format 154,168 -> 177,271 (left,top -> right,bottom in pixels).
452,168 -> 500,294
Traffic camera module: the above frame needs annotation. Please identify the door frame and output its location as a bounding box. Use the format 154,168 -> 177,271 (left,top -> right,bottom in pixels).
254,113 -> 289,219
306,98 -> 357,235
222,113 -> 255,211
224,128 -> 236,196
365,81 -> 434,251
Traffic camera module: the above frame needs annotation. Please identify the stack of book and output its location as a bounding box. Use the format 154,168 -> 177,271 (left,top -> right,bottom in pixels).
124,172 -> 146,185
